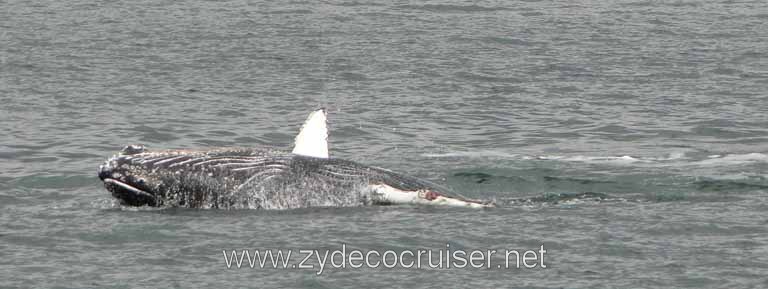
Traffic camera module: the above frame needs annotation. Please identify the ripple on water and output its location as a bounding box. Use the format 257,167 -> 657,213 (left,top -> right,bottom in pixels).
10,174 -> 97,191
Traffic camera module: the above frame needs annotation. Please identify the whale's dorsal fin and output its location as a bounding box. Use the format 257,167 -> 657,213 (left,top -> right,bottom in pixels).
292,109 -> 329,158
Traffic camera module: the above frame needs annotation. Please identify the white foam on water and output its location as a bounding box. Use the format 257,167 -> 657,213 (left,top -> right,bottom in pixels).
422,150 -> 520,159
536,155 -> 645,164
694,153 -> 768,166
423,149 -> 767,169
535,151 -> 689,165
696,172 -> 768,181
424,150 -> 689,164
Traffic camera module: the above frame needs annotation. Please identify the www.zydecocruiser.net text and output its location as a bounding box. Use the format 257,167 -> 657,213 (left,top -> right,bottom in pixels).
222,244 -> 547,275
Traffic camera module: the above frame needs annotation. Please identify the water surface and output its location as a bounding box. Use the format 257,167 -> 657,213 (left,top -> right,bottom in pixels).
2,0 -> 768,288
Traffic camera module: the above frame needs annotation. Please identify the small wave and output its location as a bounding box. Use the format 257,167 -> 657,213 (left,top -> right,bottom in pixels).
537,151 -> 688,165
696,173 -> 768,181
91,198 -> 122,210
545,152 -> 768,168
396,4 -> 510,13
498,192 -> 616,206
536,155 -> 644,164
12,174 -> 98,190
694,153 -> 768,166
422,151 -> 520,159
452,172 -> 526,184
427,150 -> 768,169
542,176 -> 616,185
695,179 -> 768,192
425,150 -> 687,164
692,174 -> 768,192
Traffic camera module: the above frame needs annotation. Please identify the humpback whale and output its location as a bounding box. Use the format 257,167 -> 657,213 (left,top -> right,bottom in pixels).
98,109 -> 493,209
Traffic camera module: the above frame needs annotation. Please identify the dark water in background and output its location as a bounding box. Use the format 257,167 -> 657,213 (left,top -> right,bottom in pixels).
2,0 -> 768,287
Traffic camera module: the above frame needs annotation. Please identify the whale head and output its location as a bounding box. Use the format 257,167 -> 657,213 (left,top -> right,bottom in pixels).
98,145 -> 161,206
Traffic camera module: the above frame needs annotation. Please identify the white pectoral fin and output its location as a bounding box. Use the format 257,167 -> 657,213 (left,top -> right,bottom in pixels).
369,184 -> 493,208
292,109 -> 329,158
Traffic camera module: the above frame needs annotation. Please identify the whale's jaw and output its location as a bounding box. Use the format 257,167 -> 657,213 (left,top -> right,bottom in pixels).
101,178 -> 157,206
369,184 -> 494,208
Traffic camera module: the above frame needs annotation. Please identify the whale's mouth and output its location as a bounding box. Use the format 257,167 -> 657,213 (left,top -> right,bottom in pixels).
103,178 -> 157,206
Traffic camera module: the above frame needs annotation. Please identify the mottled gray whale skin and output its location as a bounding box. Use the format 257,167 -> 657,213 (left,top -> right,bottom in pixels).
98,145 -> 488,209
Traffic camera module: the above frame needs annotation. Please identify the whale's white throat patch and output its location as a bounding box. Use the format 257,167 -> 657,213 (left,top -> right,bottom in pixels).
292,109 -> 329,158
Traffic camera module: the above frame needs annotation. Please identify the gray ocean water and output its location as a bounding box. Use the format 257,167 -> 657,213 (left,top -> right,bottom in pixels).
2,0 -> 768,288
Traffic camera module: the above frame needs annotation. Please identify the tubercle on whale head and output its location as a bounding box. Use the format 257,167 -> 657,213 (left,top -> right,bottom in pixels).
120,144 -> 147,155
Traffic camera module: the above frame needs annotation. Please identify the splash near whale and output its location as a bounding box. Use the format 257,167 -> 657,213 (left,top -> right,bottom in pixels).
98,109 -> 493,209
